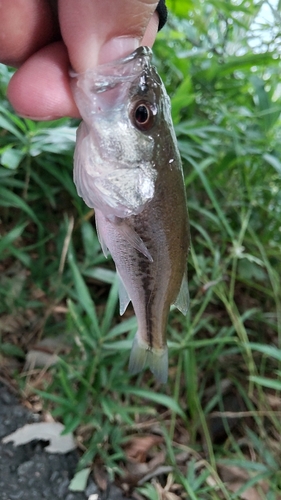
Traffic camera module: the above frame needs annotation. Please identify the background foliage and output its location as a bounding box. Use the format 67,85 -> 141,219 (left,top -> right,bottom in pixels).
0,0 -> 281,498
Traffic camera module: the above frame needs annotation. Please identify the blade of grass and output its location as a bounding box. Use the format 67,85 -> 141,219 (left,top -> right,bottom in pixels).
67,245 -> 100,335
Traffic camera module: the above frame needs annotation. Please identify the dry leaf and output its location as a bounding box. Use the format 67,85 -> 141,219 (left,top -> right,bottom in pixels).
218,464 -> 269,500
2,422 -> 76,453
25,350 -> 59,369
125,434 -> 163,463
154,474 -> 182,500
123,450 -> 166,486
264,393 -> 281,409
123,435 -> 165,486
24,336 -> 67,370
93,463 -> 108,491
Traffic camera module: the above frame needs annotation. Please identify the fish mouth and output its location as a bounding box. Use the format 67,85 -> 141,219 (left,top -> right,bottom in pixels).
70,47 -> 158,115
71,46 -> 153,83
116,45 -> 153,66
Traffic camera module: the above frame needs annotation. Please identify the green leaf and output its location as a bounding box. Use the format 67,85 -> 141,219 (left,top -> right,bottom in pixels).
0,147 -> 25,170
0,113 -> 25,141
29,126 -> 76,156
0,186 -> 41,227
83,267 -> 116,285
122,387 -> 186,419
100,277 -> 119,335
263,153 -> 281,175
0,343 -> 25,358
250,376 -> 281,391
247,343 -> 281,362
171,76 -> 194,123
69,468 -> 91,492
104,316 -> 137,340
166,0 -> 194,18
187,157 -> 234,239
67,247 -> 100,334
0,222 -> 27,255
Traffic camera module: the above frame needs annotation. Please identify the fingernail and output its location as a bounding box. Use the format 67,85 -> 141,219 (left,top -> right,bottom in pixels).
99,37 -> 139,65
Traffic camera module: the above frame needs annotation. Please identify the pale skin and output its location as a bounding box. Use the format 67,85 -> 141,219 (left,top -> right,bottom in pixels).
0,0 -> 159,120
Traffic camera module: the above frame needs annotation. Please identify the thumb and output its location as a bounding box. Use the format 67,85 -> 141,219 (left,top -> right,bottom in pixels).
59,0 -> 159,72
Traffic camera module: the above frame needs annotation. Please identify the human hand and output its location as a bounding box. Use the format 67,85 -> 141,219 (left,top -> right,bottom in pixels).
0,0 -> 160,120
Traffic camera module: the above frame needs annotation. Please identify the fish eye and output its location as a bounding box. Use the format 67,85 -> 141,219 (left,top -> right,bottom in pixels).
131,101 -> 157,131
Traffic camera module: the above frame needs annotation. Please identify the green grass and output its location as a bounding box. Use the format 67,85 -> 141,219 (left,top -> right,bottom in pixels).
1,1 -> 281,498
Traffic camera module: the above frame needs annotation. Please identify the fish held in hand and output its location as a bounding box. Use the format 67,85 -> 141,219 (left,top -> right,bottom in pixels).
72,46 -> 190,383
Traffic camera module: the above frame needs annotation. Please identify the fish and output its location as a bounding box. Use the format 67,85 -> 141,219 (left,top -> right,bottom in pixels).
71,46 -> 190,383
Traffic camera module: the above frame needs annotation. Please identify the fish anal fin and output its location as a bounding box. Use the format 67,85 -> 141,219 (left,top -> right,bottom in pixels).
129,334 -> 168,384
95,210 -> 109,258
174,271 -> 189,315
116,220 -> 153,262
117,271 -> 131,315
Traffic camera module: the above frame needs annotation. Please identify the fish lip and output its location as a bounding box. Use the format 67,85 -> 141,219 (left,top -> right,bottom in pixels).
118,45 -> 152,65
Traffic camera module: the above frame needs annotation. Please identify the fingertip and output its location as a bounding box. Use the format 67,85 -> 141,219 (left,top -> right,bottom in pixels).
98,12 -> 159,65
59,0 -> 159,72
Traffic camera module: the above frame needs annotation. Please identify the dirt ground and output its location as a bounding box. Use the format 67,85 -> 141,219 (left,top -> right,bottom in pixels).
0,381 -> 131,500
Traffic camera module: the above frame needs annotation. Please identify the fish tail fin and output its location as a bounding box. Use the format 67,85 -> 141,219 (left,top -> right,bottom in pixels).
129,334 -> 168,384
128,335 -> 148,376
147,347 -> 168,384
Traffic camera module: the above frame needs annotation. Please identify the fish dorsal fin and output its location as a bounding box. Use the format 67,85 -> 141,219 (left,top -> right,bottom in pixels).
117,271 -> 131,315
173,271 -> 189,315
116,219 -> 153,262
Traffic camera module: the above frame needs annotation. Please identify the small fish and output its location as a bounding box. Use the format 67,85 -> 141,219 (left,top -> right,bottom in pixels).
71,46 -> 190,383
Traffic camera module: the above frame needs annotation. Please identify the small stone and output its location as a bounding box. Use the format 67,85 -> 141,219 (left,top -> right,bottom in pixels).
1,391 -> 13,405
17,460 -> 34,477
85,482 -> 99,496
8,491 -> 23,500
57,477 -> 70,498
50,470 -> 60,481
106,485 -> 128,500
42,486 -> 53,498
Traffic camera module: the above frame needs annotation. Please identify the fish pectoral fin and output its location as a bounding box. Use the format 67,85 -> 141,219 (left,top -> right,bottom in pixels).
129,335 -> 168,384
117,271 -> 131,315
173,271 -> 189,316
116,220 -> 153,262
